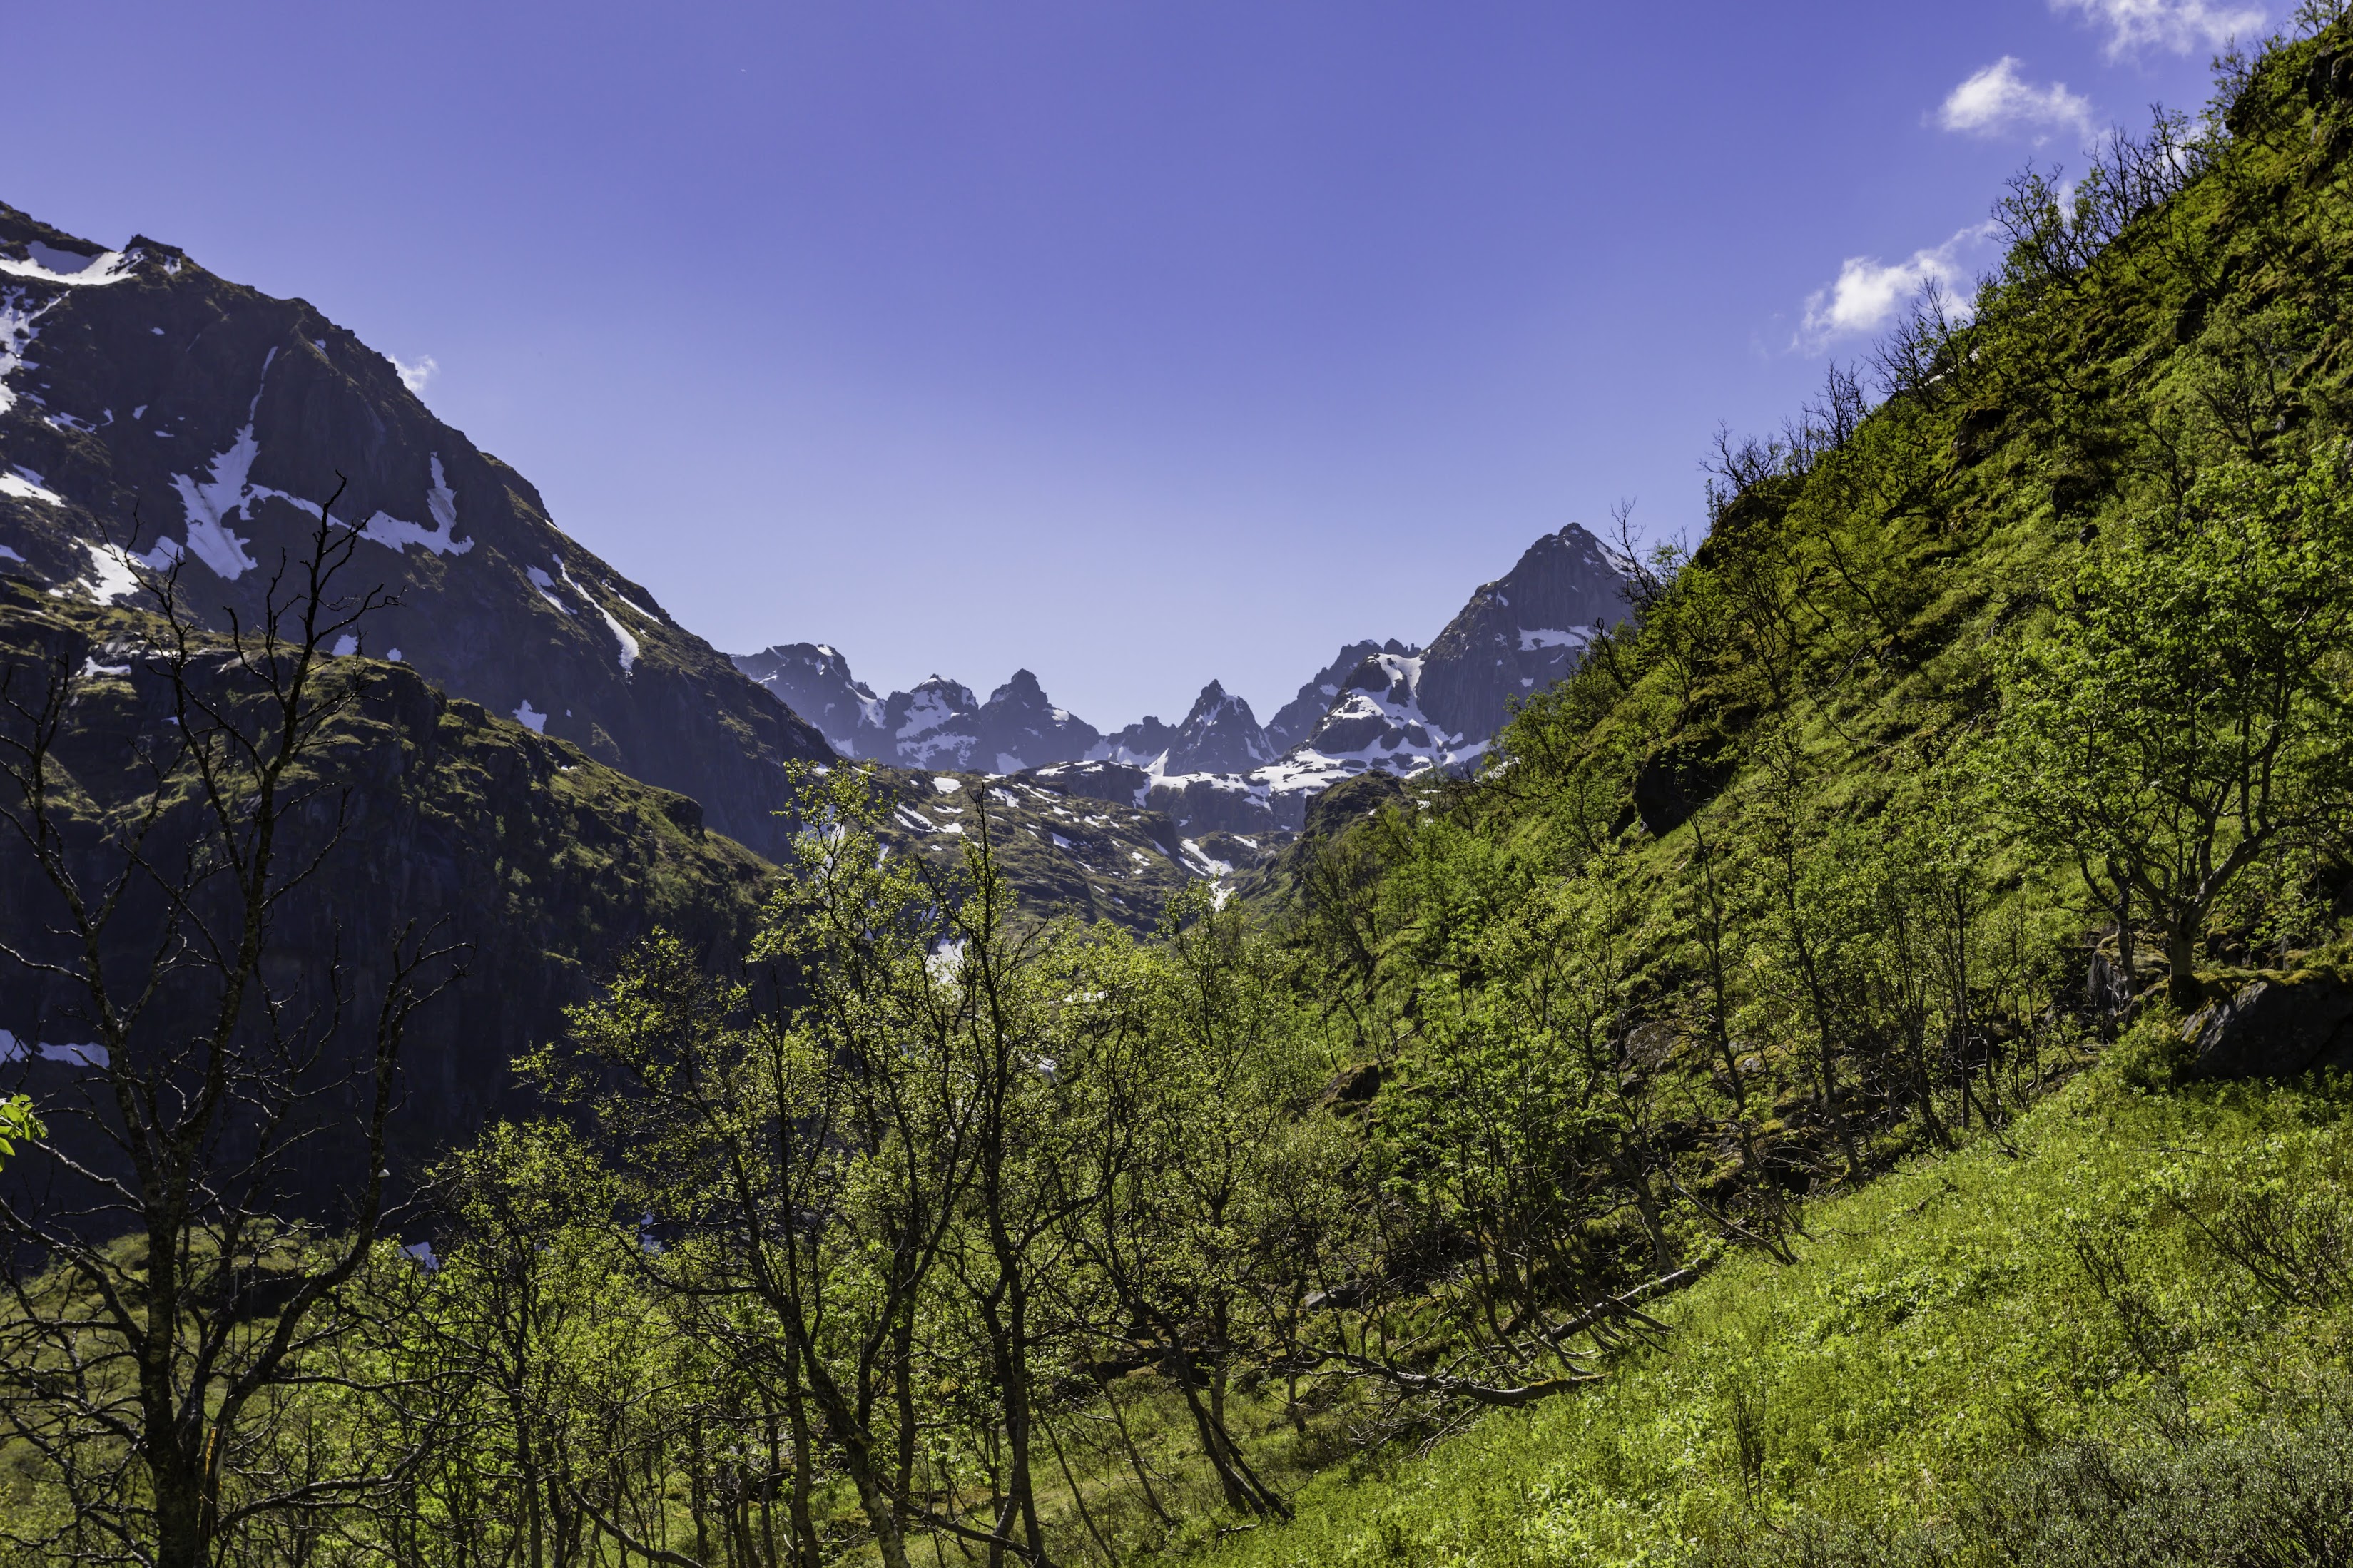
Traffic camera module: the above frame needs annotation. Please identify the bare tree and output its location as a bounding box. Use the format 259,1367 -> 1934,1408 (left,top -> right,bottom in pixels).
0,493 -> 461,1568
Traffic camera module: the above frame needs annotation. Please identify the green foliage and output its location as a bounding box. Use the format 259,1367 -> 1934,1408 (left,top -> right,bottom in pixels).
0,1094 -> 39,1172
1992,452 -> 2353,1000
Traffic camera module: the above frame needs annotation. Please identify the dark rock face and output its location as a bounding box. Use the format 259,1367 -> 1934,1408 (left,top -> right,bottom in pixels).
0,205 -> 832,862
1266,639 -> 1388,751
1160,681 -> 1277,775
2183,977 -> 2353,1080
1413,524 -> 1630,746
733,642 -> 880,751
1099,715 -> 1177,768
1631,738 -> 1735,838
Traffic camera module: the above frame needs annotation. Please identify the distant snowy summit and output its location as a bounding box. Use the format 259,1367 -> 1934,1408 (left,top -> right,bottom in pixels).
736,523 -> 1632,831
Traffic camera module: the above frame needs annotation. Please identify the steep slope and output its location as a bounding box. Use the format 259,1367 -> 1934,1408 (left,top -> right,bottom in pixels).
0,584 -> 776,1174
1184,20 -> 2353,1562
0,203 -> 831,862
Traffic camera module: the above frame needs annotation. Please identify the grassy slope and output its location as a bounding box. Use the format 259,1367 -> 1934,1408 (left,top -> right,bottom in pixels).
1185,21 -> 2353,1567
1191,1062 -> 2353,1567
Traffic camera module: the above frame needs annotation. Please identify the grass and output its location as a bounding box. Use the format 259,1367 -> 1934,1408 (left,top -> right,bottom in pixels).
1157,1054 -> 2353,1568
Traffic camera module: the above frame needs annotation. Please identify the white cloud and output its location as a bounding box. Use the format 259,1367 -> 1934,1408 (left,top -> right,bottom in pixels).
392,354 -> 438,395
1798,225 -> 1996,349
2053,0 -> 2266,56
1938,58 -> 2095,140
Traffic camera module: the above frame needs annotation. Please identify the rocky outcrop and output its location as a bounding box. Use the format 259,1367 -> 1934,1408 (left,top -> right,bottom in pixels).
2182,974 -> 2353,1080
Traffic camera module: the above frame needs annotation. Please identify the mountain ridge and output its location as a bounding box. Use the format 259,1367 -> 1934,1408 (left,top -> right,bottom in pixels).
0,202 -> 833,863
735,521 -> 1634,831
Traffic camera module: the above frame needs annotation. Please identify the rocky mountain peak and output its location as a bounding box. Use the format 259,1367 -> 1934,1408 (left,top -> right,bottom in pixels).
1161,680 -> 1278,775
1413,522 -> 1630,744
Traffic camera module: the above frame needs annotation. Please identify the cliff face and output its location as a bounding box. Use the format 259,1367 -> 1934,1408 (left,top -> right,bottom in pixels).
0,204 -> 831,862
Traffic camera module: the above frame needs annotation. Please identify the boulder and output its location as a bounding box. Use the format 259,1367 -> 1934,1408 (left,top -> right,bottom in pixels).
2181,974 -> 2353,1080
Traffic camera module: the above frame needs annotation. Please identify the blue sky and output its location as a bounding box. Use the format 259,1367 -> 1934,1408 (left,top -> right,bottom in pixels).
9,0 -> 2257,725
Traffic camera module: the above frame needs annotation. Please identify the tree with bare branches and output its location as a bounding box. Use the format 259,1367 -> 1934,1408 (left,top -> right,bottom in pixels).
0,490 -> 462,1568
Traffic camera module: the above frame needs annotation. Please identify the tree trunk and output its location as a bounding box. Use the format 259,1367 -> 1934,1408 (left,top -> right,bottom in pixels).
2167,920 -> 2202,1008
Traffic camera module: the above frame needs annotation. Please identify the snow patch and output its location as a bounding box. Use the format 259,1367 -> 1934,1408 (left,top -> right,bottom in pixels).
1,468 -> 62,505
556,561 -> 636,671
0,545 -> 22,564
514,700 -> 547,733
168,419 -> 265,579
1518,626 -> 1590,652
596,600 -> 639,673
353,456 -> 472,556
525,566 -> 571,614
0,1029 -> 108,1066
930,776 -> 964,794
606,584 -> 659,621
0,294 -> 51,417
332,634 -> 360,657
0,243 -> 138,288
68,541 -> 161,604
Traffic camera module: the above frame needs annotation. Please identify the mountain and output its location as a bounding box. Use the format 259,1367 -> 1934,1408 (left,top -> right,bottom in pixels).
1128,526 -> 1631,830
730,641 -> 880,749
1159,681 -> 1279,774
0,203 -> 832,862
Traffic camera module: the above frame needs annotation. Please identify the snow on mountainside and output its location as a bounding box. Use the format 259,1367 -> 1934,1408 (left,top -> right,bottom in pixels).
0,203 -> 831,860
